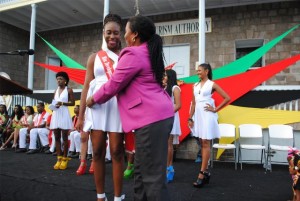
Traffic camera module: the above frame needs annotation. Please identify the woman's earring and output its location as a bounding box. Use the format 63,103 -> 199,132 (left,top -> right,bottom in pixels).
132,37 -> 136,42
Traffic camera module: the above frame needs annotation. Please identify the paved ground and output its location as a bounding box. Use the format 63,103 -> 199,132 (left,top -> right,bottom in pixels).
0,149 -> 293,201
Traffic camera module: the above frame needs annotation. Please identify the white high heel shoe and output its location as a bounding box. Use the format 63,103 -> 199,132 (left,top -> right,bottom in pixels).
114,194 -> 126,201
97,193 -> 108,201
0,146 -> 7,151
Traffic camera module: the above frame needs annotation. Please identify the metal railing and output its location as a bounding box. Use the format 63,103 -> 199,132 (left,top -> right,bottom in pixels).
268,99 -> 299,111
8,95 -> 42,114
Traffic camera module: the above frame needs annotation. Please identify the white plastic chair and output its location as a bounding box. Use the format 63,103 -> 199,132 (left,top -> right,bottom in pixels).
267,124 -> 294,171
211,123 -> 237,170
238,124 -> 266,170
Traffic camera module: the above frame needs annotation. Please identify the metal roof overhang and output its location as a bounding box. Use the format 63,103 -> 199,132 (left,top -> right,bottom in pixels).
0,0 -> 296,32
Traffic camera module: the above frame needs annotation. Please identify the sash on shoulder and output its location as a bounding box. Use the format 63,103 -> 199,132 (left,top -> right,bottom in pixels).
35,110 -> 46,126
97,50 -> 114,80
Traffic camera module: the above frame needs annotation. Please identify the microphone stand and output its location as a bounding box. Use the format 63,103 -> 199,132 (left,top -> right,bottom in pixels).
0,51 -> 26,56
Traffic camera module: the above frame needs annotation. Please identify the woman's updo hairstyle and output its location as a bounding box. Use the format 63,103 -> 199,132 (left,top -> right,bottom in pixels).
103,14 -> 122,29
199,63 -> 213,80
127,15 -> 165,87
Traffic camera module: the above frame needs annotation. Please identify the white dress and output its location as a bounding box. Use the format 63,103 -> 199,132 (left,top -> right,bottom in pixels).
170,86 -> 182,144
84,49 -> 122,133
50,87 -> 73,130
192,80 -> 220,140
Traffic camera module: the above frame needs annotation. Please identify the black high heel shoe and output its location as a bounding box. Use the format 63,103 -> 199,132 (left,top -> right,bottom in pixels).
193,171 -> 211,188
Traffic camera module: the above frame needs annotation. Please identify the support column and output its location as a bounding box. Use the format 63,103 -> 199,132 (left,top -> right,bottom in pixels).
101,0 -> 109,50
28,3 -> 37,89
27,3 -> 37,106
103,0 -> 109,17
198,0 -> 205,64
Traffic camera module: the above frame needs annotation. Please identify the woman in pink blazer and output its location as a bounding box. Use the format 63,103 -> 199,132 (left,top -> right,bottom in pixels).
87,15 -> 174,201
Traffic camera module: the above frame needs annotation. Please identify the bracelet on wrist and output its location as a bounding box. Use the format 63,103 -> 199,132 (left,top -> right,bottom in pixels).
188,118 -> 193,122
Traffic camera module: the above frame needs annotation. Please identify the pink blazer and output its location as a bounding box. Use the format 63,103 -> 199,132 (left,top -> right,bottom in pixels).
93,43 -> 174,133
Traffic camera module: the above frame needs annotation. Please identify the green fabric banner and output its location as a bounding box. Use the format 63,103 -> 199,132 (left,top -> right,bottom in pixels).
181,24 -> 300,83
36,33 -> 86,69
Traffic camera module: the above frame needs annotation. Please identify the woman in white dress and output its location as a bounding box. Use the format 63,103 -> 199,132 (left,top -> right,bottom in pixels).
51,71 -> 75,170
163,69 -> 182,183
76,14 -> 124,201
188,63 -> 230,188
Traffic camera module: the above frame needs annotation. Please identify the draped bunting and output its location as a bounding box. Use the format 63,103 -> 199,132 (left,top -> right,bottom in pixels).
179,54 -> 300,142
36,33 -> 86,69
36,25 -> 300,151
181,24 -> 300,83
36,54 -> 300,143
212,54 -> 300,106
34,62 -> 86,84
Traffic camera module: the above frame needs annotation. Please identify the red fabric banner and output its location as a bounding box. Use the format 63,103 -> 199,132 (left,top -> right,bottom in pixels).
34,62 -> 86,85
212,54 -> 300,106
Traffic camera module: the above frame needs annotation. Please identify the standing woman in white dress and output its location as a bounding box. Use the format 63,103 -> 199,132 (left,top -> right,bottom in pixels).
51,71 -> 75,170
188,63 -> 230,188
163,69 -> 182,183
76,14 -> 124,201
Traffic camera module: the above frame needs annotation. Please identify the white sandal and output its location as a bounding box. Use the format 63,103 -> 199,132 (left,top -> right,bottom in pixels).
97,193 -> 108,201
0,146 -> 7,151
114,194 -> 126,201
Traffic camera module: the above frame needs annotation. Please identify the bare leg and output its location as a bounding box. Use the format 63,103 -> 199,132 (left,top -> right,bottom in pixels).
76,131 -> 89,175
80,132 -> 89,162
13,128 -> 20,147
126,152 -> 134,168
54,129 -> 62,156
91,130 -> 107,201
61,130 -> 69,157
167,135 -> 174,167
108,132 -> 124,197
0,132 -> 14,149
198,139 -> 211,179
295,189 -> 300,201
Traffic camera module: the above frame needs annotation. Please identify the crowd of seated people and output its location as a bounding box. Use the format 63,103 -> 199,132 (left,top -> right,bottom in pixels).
0,103 -> 104,167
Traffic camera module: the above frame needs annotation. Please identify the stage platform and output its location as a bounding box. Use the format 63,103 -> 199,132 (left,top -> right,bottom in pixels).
0,149 -> 292,201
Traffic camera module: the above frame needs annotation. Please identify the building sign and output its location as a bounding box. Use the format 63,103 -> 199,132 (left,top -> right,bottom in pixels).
155,18 -> 212,37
